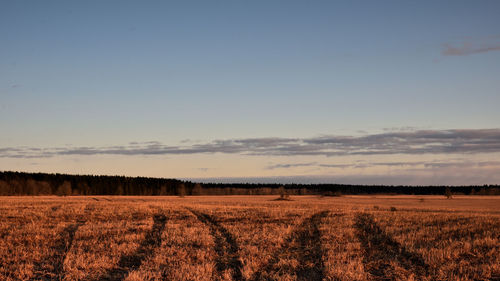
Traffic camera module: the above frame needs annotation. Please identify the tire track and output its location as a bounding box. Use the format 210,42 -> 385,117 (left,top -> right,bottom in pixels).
354,213 -> 429,280
97,213 -> 167,281
250,211 -> 332,281
187,208 -> 244,281
389,217 -> 471,237
30,204 -> 94,281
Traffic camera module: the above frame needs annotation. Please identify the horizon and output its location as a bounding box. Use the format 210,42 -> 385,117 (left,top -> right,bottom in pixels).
2,1 -> 500,185
2,170 -> 499,187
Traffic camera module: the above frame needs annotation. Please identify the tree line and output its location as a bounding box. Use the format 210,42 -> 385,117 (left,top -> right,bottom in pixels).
0,171 -> 185,196
0,171 -> 499,196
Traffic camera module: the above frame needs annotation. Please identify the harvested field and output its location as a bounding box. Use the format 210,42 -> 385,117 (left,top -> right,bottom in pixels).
0,195 -> 498,281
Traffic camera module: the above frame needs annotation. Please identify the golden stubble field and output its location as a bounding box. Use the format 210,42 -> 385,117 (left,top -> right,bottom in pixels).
0,195 -> 498,281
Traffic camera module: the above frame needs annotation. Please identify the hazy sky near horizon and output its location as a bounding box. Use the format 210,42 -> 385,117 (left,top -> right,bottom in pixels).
1,1 -> 500,184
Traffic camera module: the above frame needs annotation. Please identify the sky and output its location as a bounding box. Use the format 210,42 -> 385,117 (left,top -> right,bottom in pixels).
1,1 -> 500,185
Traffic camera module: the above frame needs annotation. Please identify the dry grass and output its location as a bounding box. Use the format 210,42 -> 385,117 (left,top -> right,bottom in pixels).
0,195 -> 498,281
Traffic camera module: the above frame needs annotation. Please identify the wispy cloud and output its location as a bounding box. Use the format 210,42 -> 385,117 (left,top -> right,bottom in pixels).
265,162 -> 374,170
1,129 -> 500,158
442,37 -> 500,56
265,160 -> 500,170
266,162 -> 319,170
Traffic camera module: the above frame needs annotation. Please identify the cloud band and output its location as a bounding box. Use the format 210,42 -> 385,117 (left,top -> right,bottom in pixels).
1,129 -> 500,158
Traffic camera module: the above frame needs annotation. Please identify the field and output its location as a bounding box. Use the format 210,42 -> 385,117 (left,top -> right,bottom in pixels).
0,195 -> 499,281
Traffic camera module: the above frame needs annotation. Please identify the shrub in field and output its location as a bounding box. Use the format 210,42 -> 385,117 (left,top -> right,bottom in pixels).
56,181 -> 72,196
323,190 -> 343,197
192,183 -> 203,195
115,185 -> 124,196
177,183 -> 186,198
0,180 -> 11,195
445,187 -> 453,199
279,186 -> 289,199
272,186 -> 292,201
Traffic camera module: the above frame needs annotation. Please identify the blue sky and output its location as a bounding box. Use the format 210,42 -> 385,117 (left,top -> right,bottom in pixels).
1,1 -> 500,184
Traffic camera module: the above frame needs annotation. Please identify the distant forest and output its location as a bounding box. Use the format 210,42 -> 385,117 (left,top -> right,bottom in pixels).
0,171 -> 499,196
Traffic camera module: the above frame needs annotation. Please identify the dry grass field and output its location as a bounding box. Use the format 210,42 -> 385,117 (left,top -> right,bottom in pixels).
0,195 -> 498,281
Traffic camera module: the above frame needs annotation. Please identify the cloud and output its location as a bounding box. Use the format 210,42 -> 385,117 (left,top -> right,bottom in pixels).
266,162 -> 319,170
1,128 -> 500,158
186,160 -> 500,185
319,163 -> 355,168
442,38 -> 500,56
265,160 -> 500,171
382,126 -> 420,132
